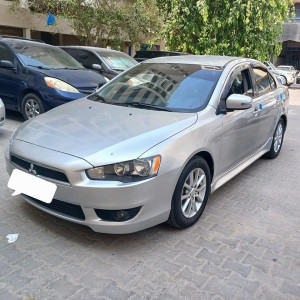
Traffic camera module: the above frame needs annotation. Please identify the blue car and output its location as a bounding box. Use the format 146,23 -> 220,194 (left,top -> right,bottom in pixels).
0,37 -> 106,120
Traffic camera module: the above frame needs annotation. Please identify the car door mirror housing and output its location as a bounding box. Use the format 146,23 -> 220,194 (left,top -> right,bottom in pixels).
0,60 -> 14,69
92,64 -> 102,71
226,94 -> 252,110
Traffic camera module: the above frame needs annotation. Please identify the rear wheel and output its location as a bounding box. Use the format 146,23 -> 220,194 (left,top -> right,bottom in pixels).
21,93 -> 45,120
263,118 -> 285,159
167,157 -> 211,229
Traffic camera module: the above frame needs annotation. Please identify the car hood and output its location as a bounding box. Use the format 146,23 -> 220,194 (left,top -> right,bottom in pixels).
32,68 -> 106,89
15,99 -> 197,166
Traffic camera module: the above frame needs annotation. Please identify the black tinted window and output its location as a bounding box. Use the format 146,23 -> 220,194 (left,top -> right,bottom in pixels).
0,44 -> 14,63
62,48 -> 78,60
90,63 -> 222,113
79,50 -> 99,68
253,68 -> 271,94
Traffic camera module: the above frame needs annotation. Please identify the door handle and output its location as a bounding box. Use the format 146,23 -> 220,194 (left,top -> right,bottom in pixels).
253,106 -> 259,117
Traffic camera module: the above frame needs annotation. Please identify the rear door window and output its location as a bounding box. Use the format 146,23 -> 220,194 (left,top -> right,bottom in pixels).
252,68 -> 272,95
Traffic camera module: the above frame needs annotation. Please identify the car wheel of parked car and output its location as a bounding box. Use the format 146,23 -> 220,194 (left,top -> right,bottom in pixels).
168,157 -> 211,229
22,93 -> 45,120
263,118 -> 285,159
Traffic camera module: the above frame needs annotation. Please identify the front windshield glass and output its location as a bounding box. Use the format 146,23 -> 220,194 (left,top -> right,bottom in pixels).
8,41 -> 85,70
89,63 -> 222,112
97,51 -> 137,71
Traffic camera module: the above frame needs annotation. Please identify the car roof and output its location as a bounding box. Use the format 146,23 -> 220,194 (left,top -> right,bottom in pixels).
135,50 -> 189,54
60,45 -> 123,54
3,38 -> 55,48
142,55 -> 243,68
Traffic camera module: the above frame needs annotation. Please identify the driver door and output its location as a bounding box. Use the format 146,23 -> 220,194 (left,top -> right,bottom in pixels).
218,66 -> 261,175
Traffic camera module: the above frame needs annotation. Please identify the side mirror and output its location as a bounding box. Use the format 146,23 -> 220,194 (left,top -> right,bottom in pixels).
276,75 -> 287,86
92,64 -> 102,71
0,60 -> 14,69
226,94 -> 252,110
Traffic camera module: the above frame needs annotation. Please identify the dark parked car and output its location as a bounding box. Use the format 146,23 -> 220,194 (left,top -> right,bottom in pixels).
0,37 -> 106,120
61,46 -> 138,80
134,50 -> 189,62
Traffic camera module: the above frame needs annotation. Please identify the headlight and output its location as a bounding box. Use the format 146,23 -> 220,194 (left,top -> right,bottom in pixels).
86,155 -> 161,181
44,77 -> 79,93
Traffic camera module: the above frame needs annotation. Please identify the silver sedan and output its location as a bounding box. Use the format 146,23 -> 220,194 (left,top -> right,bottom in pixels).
0,98 -> 5,126
5,56 -> 289,234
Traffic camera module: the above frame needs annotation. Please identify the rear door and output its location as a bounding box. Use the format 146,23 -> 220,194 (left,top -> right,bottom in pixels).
250,67 -> 280,148
219,65 -> 261,174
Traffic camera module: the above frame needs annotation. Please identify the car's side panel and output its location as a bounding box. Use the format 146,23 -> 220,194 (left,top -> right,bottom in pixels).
255,90 -> 280,148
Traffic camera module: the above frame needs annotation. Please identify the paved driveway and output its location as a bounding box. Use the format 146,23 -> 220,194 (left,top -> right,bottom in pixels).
0,90 -> 299,300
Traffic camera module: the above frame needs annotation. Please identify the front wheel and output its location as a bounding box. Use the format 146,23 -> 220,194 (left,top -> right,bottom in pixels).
21,93 -> 45,120
263,118 -> 285,159
167,157 -> 211,229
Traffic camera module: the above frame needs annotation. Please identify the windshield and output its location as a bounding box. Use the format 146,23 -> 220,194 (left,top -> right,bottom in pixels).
97,51 -> 137,71
9,42 -> 85,70
89,63 -> 222,112
277,66 -> 291,72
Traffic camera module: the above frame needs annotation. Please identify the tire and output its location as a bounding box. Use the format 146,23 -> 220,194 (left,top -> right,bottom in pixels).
167,157 -> 211,229
263,118 -> 285,159
21,93 -> 45,120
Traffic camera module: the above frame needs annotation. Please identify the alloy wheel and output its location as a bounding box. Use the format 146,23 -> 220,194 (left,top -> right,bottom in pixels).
181,168 -> 206,218
25,99 -> 40,119
274,123 -> 283,153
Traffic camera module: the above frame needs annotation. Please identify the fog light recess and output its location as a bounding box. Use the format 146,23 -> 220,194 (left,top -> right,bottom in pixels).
95,207 -> 141,222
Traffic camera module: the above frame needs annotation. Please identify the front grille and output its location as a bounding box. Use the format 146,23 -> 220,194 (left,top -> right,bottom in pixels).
11,155 -> 69,184
25,195 -> 85,221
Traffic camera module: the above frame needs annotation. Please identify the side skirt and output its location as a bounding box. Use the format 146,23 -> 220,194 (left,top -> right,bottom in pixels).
211,138 -> 272,193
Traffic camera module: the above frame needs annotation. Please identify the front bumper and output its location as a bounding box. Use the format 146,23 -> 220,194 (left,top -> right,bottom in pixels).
5,140 -> 178,234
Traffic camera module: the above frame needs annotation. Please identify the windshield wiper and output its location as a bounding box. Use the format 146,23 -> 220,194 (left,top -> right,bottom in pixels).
88,94 -> 108,102
127,102 -> 173,111
89,96 -> 172,111
27,64 -> 51,70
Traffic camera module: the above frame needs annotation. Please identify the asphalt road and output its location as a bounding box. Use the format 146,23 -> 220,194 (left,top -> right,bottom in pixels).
0,89 -> 299,299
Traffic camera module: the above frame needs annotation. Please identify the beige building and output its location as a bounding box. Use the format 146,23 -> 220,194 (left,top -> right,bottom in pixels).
0,0 -> 165,55
276,0 -> 300,68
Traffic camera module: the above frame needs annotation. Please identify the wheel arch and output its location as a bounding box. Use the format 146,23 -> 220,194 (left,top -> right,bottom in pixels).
193,151 -> 215,181
18,89 -> 44,111
281,114 -> 287,130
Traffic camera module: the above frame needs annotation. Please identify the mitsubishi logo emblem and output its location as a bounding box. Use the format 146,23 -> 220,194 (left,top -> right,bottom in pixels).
29,163 -> 37,175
